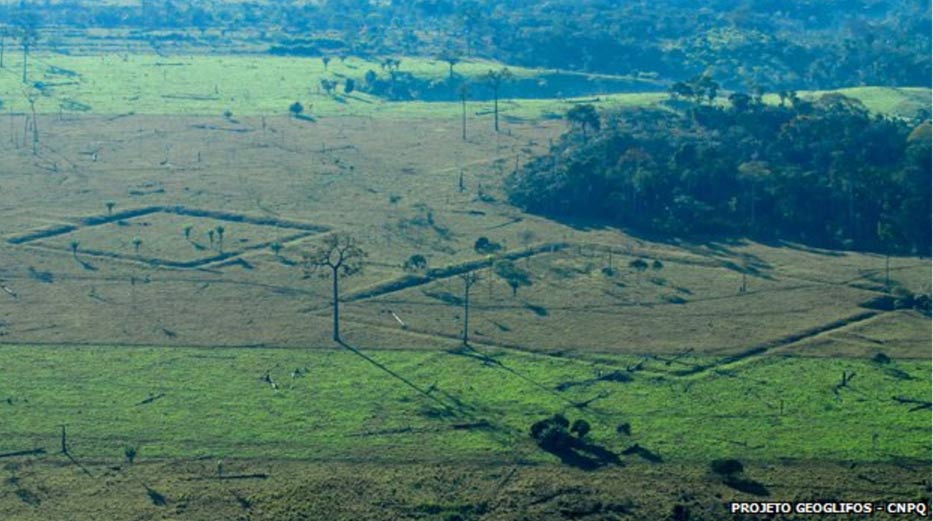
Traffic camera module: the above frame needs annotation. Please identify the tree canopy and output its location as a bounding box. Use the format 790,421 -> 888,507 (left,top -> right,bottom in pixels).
507,93 -> 931,254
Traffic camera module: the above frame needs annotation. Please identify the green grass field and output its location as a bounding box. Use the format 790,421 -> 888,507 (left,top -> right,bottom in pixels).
0,54 -> 927,120
0,344 -> 928,463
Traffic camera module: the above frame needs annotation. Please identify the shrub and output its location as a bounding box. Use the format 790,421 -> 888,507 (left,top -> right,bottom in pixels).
474,236 -> 502,254
404,254 -> 428,271
530,414 -> 574,451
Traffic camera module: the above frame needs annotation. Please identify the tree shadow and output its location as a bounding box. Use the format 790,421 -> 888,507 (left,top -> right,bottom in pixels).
723,477 -> 770,496
541,437 -> 623,471
620,443 -> 663,463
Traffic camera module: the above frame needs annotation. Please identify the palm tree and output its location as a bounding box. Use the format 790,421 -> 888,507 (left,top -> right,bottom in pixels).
482,68 -> 511,132
439,52 -> 460,79
215,225 -> 225,253
70,240 -> 79,259
105,201 -> 115,215
183,224 -> 193,241
132,237 -> 142,255
207,229 -> 215,248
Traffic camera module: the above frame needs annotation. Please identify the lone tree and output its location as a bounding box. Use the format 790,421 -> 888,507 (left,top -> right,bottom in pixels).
566,104 -> 600,141
403,253 -> 428,272
131,237 -> 142,255
473,236 -> 502,254
458,271 -> 480,345
289,101 -> 304,118
215,225 -> 225,253
630,258 -> 649,283
494,260 -> 532,297
482,67 -> 512,132
458,82 -> 470,141
105,201 -> 116,215
303,234 -> 366,342
439,51 -> 460,79
70,240 -> 79,259
321,56 -> 331,70
16,10 -> 39,83
183,224 -> 193,241
876,220 -> 897,292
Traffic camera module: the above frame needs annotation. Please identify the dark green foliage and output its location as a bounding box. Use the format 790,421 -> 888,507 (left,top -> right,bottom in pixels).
493,260 -> 532,296
566,104 -> 600,140
288,101 -> 303,116
507,98 -> 931,254
404,254 -> 428,272
16,2 -> 926,90
530,414 -> 573,451
473,237 -> 502,254
629,259 -> 648,271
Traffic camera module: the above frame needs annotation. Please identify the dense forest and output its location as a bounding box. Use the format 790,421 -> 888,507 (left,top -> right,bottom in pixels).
506,89 -> 931,254
0,0 -> 929,91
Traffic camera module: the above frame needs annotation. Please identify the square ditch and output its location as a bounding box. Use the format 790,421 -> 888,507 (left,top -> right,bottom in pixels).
8,206 -> 329,268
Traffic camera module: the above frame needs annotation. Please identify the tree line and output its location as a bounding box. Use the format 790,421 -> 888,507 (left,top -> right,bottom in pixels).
0,0 -> 928,91
506,91 -> 931,255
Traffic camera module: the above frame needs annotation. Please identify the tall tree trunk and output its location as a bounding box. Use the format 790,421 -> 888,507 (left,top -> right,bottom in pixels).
461,97 -> 467,141
493,88 -> 499,132
332,268 -> 340,341
462,279 -> 471,345
21,43 -> 27,83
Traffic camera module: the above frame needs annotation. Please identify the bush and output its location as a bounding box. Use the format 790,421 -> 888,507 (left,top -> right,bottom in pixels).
404,254 -> 428,271
530,414 -> 574,451
474,237 -> 502,254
